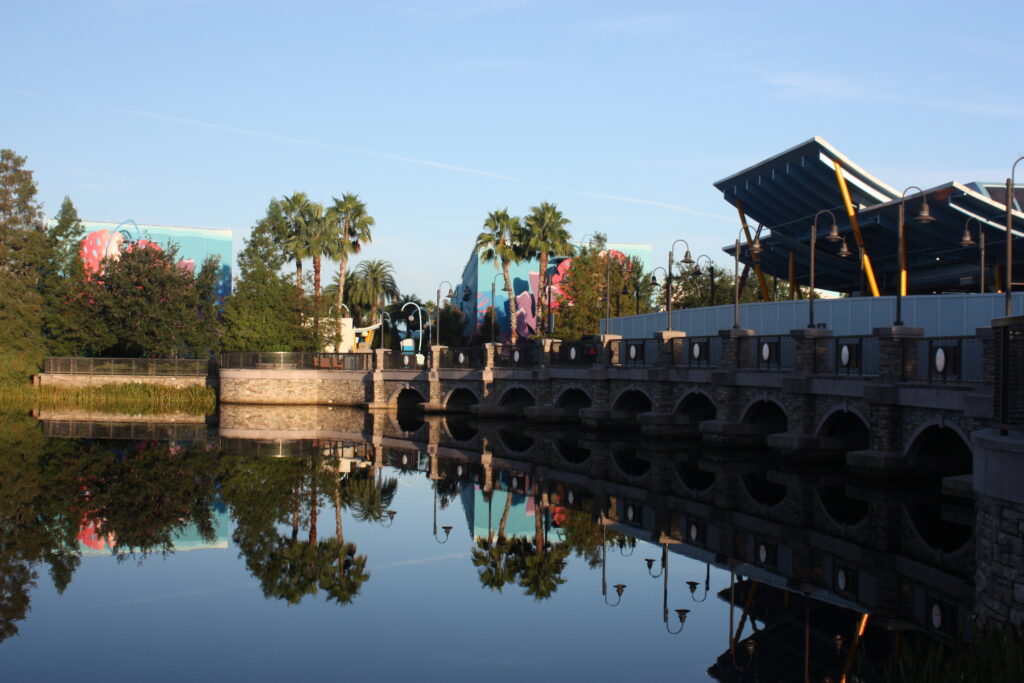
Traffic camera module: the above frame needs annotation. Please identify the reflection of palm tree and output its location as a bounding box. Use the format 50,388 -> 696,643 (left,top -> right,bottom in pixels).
471,537 -> 521,592
517,480 -> 567,600
345,468 -> 398,523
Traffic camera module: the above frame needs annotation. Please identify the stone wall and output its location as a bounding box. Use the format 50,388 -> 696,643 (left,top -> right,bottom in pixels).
219,369 -> 371,406
974,494 -> 1024,627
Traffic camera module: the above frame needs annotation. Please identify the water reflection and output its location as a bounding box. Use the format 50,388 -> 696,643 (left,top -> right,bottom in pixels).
1,406 -> 1020,680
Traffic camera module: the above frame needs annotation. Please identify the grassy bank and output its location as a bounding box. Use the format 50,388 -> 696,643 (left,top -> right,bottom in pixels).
0,383 -> 217,415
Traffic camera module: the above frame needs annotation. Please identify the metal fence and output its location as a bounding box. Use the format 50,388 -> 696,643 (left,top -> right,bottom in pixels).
41,420 -> 211,441
438,347 -> 485,369
815,336 -> 880,376
382,350 -> 429,370
909,337 -> 984,383
219,351 -> 373,371
670,336 -> 720,368
549,339 -> 602,366
742,336 -> 795,371
994,317 -> 1024,428
44,357 -> 211,376
493,344 -> 543,368
609,339 -> 656,367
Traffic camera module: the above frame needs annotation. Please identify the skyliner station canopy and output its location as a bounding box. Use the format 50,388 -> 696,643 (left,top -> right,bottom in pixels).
717,137 -> 1024,296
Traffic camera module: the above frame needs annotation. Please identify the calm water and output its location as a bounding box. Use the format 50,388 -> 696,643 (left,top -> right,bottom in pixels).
0,407 -> 990,681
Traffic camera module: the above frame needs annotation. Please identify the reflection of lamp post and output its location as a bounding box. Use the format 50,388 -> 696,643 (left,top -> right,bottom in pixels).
733,228 -> 764,329
645,544 -> 666,578
436,280 -> 454,346
433,485 -> 453,543
1005,157 -> 1024,316
693,255 -> 716,307
808,210 -> 843,329
402,302 -> 424,353
380,509 -> 396,527
686,563 -> 711,602
600,514 -> 626,606
895,187 -> 936,326
959,218 -> 985,294
644,542 -> 688,634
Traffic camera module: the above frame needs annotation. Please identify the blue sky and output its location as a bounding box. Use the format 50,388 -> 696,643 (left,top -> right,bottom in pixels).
4,0 -> 1022,298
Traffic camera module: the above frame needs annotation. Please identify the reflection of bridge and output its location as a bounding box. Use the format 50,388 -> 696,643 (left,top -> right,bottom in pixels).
219,316 -> 1024,480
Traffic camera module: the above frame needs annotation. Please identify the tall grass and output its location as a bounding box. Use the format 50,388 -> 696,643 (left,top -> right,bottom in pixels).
886,626 -> 1024,682
0,382 -> 217,415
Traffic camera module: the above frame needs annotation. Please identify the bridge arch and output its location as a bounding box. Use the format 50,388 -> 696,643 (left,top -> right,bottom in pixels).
905,422 -> 972,476
612,388 -> 653,413
740,398 -> 788,434
389,384 -> 427,410
612,448 -> 651,478
443,386 -> 480,413
555,387 -> 592,410
816,406 -> 870,452
674,391 -> 717,422
555,438 -> 591,464
497,386 -> 536,410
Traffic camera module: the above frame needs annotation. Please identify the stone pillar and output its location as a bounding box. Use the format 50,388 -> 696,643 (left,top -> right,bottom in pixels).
599,334 -> 622,365
654,330 -> 686,367
873,326 -> 923,382
789,328 -> 831,374
483,343 -> 496,369
373,348 -> 388,371
718,328 -> 756,370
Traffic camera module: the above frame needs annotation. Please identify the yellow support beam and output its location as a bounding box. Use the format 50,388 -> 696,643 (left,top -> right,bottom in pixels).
734,199 -> 771,300
833,161 -> 881,297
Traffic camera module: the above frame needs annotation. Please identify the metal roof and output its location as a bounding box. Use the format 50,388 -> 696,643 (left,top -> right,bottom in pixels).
717,138 -> 1024,294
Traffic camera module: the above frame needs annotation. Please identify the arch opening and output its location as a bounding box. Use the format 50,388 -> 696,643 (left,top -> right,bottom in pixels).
498,427 -> 534,453
613,390 -> 653,413
444,414 -> 478,441
742,400 -> 788,434
555,389 -> 592,411
613,449 -> 651,477
742,472 -> 787,507
907,425 -> 972,477
674,463 -> 715,492
819,410 -> 870,452
555,438 -> 591,464
817,486 -> 868,526
445,388 -> 480,413
675,393 -> 716,423
498,387 -> 536,410
396,387 -> 426,411
395,388 -> 426,432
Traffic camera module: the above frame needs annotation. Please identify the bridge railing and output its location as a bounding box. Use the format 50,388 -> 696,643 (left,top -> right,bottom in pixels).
219,351 -> 373,371
741,335 -> 795,370
994,316 -> 1024,428
908,336 -> 985,383
382,350 -> 428,370
493,344 -> 542,368
438,347 -> 485,369
44,357 -> 211,376
549,339 -> 602,366
670,336 -> 720,368
813,335 -> 880,376
609,338 -> 657,367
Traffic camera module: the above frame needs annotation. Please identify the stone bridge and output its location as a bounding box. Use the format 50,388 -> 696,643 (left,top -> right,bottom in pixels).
219,320 -> 1015,475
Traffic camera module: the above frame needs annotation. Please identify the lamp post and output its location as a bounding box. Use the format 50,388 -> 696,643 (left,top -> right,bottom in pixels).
686,563 -> 711,602
489,273 -> 503,343
600,514 -> 626,606
401,302 -> 424,353
436,281 -> 454,347
643,542 -> 688,633
959,218 -> 985,294
693,255 -> 716,306
650,266 -> 669,322
895,187 -> 936,326
663,239 -> 695,332
808,210 -> 843,329
1006,157 -> 1024,316
432,485 -> 453,543
732,228 -> 764,329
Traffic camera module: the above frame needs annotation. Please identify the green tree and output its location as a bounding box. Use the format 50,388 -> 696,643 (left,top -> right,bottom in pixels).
523,202 -> 574,336
476,208 -> 524,343
350,259 -> 399,327
327,193 -> 375,339
0,149 -> 47,381
42,197 -> 87,356
552,242 -> 604,339
223,201 -> 314,351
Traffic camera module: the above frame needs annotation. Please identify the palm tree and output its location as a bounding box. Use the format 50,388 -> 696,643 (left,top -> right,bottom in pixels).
327,193 -> 375,338
350,259 -> 399,327
304,202 -> 338,315
476,208 -> 524,343
280,192 -> 314,294
523,202 -> 573,336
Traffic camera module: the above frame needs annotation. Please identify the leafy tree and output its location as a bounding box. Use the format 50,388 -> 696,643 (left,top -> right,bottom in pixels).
522,202 -> 574,336
476,208 -> 524,343
327,193 -> 374,339
42,197 -> 87,356
58,242 -> 222,357
0,149 -> 47,381
223,201 -> 314,351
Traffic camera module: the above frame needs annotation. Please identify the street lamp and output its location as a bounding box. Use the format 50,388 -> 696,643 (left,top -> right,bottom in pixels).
686,563 -> 711,602
661,239 -> 695,332
645,544 -> 667,578
600,514 -> 626,606
643,542 -> 688,634
433,485 -> 453,543
436,281 -> 455,347
732,228 -> 764,329
959,217 -> 986,294
402,301 -> 424,353
1006,156 -> 1024,316
808,210 -> 844,329
895,187 -> 936,326
693,255 -> 716,307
